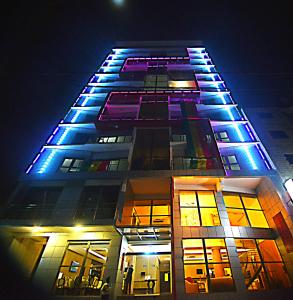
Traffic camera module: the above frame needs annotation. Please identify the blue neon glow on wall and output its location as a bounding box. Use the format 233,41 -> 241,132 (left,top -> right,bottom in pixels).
26,86 -> 96,174
218,92 -> 258,170
38,150 -> 57,174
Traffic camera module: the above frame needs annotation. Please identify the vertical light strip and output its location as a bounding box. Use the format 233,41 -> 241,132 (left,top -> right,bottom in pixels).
219,93 -> 258,170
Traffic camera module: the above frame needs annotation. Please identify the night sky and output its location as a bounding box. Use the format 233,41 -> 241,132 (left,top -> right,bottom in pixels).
1,0 -> 293,201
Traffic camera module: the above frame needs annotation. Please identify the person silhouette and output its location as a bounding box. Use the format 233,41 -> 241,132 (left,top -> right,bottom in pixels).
124,265 -> 134,294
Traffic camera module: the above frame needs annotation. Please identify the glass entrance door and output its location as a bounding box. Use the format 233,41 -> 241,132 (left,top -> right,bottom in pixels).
122,243 -> 172,296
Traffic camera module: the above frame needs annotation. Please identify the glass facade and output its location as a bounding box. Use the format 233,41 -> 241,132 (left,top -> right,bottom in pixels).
235,239 -> 291,290
223,193 -> 269,228
180,191 -> 220,226
183,238 -> 235,293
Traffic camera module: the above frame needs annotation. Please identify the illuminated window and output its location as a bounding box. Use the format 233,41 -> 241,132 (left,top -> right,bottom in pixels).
179,191 -> 221,226
168,80 -> 197,88
223,193 -> 269,228
55,241 -> 109,295
221,155 -> 240,170
215,131 -> 230,142
235,239 -> 291,291
97,136 -> 132,143
60,158 -> 84,173
117,199 -> 171,227
183,238 -> 235,293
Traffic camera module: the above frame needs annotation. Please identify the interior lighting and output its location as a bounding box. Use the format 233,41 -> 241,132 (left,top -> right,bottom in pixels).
73,224 -> 83,232
32,226 -> 42,232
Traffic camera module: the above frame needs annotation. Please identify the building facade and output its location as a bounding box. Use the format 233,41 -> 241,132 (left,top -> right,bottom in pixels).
245,106 -> 293,184
1,41 -> 293,300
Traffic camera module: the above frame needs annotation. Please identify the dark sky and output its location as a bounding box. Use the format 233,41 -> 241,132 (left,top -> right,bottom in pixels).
1,0 -> 293,202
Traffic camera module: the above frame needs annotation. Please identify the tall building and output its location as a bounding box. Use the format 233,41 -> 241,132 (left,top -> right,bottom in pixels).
1,41 -> 293,300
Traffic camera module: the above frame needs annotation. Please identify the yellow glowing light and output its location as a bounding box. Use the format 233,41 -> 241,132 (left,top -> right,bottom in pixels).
73,224 -> 83,232
168,80 -> 197,88
32,226 -> 42,232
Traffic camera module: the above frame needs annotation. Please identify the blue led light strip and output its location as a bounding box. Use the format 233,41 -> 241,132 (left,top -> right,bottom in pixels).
26,86 -> 95,174
218,88 -> 258,170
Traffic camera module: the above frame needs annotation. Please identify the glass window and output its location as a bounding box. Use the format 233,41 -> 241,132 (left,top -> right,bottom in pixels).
223,193 -> 269,228
107,137 -> 116,143
183,238 -> 235,293
108,160 -> 119,171
75,186 -> 120,221
242,195 -> 261,209
223,194 -> 243,208
54,241 -> 109,296
97,135 -> 132,143
181,208 -> 200,226
60,158 -> 84,173
246,210 -> 269,228
215,131 -> 230,142
226,208 -> 249,226
88,159 -> 128,172
257,240 -> 282,262
198,191 -> 216,207
172,134 -> 187,142
235,239 -> 261,262
117,199 -> 171,227
235,239 -> 291,291
200,208 -> 221,226
117,136 -> 125,143
221,155 -> 240,170
180,191 -> 220,226
180,191 -> 196,206
4,187 -> 62,220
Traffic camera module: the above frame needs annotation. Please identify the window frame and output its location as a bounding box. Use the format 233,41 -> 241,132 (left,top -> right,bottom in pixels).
88,158 -> 128,172
221,155 -> 240,170
179,190 -> 221,227
182,238 -> 235,293
234,238 -> 290,290
214,131 -> 230,142
60,158 -> 84,173
172,134 -> 187,142
223,193 -> 269,228
97,135 -> 132,144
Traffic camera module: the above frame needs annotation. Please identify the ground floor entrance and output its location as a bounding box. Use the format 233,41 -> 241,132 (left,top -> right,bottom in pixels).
121,242 -> 172,297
